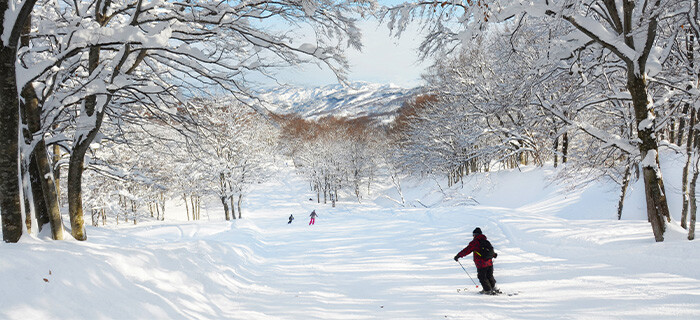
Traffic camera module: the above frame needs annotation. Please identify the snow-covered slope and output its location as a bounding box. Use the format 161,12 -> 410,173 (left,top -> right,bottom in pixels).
259,82 -> 420,120
2,161 -> 700,319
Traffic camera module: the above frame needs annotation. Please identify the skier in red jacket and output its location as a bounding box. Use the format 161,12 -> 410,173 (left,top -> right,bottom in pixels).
454,227 -> 499,294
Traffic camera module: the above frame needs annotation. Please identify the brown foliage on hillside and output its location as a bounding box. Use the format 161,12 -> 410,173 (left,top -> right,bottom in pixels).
390,94 -> 437,136
277,114 -> 375,145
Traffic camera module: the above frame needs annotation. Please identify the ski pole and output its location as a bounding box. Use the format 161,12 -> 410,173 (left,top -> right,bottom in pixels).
457,260 -> 479,288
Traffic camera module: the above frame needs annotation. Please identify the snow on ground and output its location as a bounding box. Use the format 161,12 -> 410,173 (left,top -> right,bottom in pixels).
2,161 -> 700,319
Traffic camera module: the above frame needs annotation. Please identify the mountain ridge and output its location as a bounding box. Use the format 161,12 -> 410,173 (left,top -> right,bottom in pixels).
259,82 -> 421,121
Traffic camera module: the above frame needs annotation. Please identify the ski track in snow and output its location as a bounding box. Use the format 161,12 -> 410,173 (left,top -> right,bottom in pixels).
1,168 -> 700,319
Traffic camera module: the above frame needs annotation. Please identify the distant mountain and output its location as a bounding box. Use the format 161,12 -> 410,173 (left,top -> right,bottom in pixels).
259,82 -> 421,121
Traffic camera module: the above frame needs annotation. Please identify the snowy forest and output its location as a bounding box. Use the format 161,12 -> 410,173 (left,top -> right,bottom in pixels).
2,0 -> 700,318
2,0 -> 699,242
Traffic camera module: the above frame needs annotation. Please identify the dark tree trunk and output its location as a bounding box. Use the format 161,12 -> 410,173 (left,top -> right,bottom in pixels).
689,163 -> 698,241
553,136 -> 559,168
221,196 -> 230,220
22,78 -> 63,239
0,45 -> 23,243
53,144 -> 61,200
67,0 -> 124,239
323,180 -> 328,204
332,188 -> 337,207
0,0 -> 40,244
561,132 -> 569,164
155,201 -> 160,220
354,169 -> 361,202
220,174 -> 230,220
29,156 -> 49,229
39,139 -> 63,240
617,162 -> 632,220
628,71 -> 670,242
18,13 -> 48,234
682,108 -> 697,229
669,117 -> 676,146
237,194 -> 242,219
190,196 -> 197,220
67,39 -> 108,241
67,131 -> 93,241
183,194 -> 190,221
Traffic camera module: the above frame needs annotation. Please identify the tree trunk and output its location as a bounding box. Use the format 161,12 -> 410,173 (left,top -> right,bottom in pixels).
323,178 -> 328,204
183,194 -> 190,221
155,201 -> 160,220
23,170 -> 33,233
391,172 -> 405,206
29,157 -> 48,229
18,15 -> 45,234
53,143 -> 61,202
237,194 -> 242,219
681,108 -> 697,229
669,117 -> 676,145
190,196 -> 196,220
67,37 -> 110,241
689,160 -> 698,241
67,145 -> 90,240
159,192 -> 165,221
20,14 -> 64,240
37,141 -> 64,240
220,174 -> 229,220
354,169 -> 361,203
221,196 -> 230,220
561,132 -> 569,164
617,161 -> 632,220
0,44 -> 23,243
332,188 -> 337,207
678,104 -> 690,146
0,0 -> 38,244
628,71 -> 670,242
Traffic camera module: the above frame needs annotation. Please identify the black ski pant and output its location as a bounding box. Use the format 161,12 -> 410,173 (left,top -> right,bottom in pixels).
477,266 -> 496,291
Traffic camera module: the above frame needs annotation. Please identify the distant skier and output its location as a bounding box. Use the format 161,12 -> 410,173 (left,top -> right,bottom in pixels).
454,227 -> 499,295
288,214 -> 294,224
309,210 -> 317,225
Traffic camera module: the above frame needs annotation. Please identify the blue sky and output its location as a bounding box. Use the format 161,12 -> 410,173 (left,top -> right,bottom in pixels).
273,16 -> 430,89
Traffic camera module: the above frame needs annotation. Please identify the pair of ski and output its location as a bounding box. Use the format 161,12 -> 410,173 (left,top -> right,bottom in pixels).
456,288 -> 519,296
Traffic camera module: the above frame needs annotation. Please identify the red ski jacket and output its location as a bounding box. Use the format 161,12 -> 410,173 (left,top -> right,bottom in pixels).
456,234 -> 493,269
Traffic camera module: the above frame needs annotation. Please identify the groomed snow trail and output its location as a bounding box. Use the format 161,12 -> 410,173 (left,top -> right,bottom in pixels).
202,174 -> 700,320
224,205 -> 700,320
2,169 -> 700,319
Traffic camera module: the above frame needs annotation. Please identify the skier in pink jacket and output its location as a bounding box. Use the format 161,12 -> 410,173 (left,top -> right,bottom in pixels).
309,210 -> 317,225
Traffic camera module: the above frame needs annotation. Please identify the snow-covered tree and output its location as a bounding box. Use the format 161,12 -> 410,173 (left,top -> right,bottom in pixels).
1,0 -> 376,242
384,0 -> 688,241
279,115 -> 384,206
1,0 -> 39,242
191,97 -> 278,220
